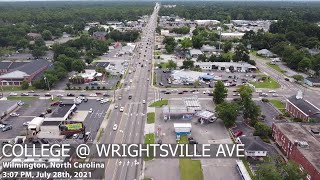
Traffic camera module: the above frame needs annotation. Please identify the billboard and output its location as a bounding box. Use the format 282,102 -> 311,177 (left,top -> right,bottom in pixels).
65,123 -> 83,131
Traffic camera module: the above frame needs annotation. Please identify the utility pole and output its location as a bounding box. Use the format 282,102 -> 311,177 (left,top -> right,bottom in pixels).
217,27 -> 222,55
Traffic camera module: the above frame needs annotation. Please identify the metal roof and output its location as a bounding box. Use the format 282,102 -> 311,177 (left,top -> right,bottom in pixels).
195,111 -> 215,120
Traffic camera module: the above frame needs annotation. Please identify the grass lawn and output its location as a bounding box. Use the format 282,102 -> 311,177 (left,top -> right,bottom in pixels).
178,135 -> 204,180
48,97 -> 60,102
250,75 -> 280,89
144,133 -> 155,161
266,63 -> 286,74
1,86 -> 35,92
149,99 -> 168,107
158,62 -> 169,69
154,52 -> 162,56
241,158 -> 255,178
7,96 -> 38,101
269,99 -> 285,110
147,112 -> 155,124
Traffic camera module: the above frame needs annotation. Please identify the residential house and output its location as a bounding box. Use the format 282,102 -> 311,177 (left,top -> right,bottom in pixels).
0,60 -> 52,86
27,33 -> 42,40
92,32 -> 107,41
286,92 -> 320,122
304,77 -> 320,87
256,49 -> 275,57
236,136 -> 268,157
189,49 -> 203,58
272,122 -> 320,180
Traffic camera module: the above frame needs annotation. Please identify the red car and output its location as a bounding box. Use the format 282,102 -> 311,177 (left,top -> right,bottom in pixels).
234,130 -> 243,137
50,102 -> 61,106
96,92 -> 102,95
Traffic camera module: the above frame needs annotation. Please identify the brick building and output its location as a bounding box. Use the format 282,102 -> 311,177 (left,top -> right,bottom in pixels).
0,60 -> 52,86
286,92 -> 320,122
272,122 -> 320,180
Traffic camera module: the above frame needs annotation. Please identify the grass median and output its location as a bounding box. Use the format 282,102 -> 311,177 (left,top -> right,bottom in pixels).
269,99 -> 286,113
7,96 -> 38,101
144,133 -> 155,161
149,99 -> 168,107
266,62 -> 286,74
178,135 -> 204,180
147,112 -> 155,124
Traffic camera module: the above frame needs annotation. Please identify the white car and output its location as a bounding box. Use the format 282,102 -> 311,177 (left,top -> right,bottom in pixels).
120,107 -> 124,112
203,90 -> 210,94
193,91 -> 200,94
10,113 -> 19,117
23,122 -> 30,126
147,78 -> 149,81
9,93 -> 18,96
130,79 -> 133,83
113,124 -> 118,131
89,108 -> 93,113
73,134 -> 79,139
57,94 -> 64,97
142,100 -> 146,104
272,93 -> 279,97
89,94 -> 97,97
268,90 -> 276,93
114,105 -> 119,109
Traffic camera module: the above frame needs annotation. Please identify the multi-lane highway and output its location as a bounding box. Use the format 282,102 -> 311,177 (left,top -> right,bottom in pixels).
100,3 -> 160,180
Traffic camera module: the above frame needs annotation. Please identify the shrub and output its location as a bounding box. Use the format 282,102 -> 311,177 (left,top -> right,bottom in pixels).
97,86 -> 101,90
85,86 -> 89,90
102,86 -> 106,90
91,86 -> 95,90
262,98 -> 269,102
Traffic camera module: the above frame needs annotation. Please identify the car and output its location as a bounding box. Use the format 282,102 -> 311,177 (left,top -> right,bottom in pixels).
44,93 -> 51,97
234,130 -> 243,137
9,113 -> 19,117
73,134 -> 79,139
89,108 -> 93,113
268,90 -> 276,93
259,93 -> 268,97
147,78 -> 149,81
178,92 -> 184,94
164,91 -> 171,94
23,122 -> 30,126
120,107 -> 124,112
67,93 -> 75,97
103,93 -> 110,97
18,101 -> 24,106
182,90 -> 188,93
50,102 -> 61,106
159,82 -> 164,86
272,93 -> 279,97
142,100 -> 146,104
190,90 -> 197,93
79,94 -> 86,97
83,98 -> 88,102
33,94 -> 40,96
21,93 -> 29,96
96,92 -> 102,95
113,124 -> 118,131
9,93 -> 18,96
128,95 -> 132,99
57,94 -> 64,97
28,90 -> 35,93
233,93 -> 240,96
2,125 -> 12,132
89,94 -> 97,97
85,132 -> 91,139
114,105 -> 119,109
193,91 -> 199,94
203,90 -> 210,94
130,79 -> 133,83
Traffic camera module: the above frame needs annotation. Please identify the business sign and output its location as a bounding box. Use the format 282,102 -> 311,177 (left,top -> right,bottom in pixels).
65,123 -> 83,131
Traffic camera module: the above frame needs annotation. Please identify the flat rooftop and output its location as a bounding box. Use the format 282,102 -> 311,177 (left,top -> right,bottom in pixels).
275,122 -> 320,172
0,100 -> 17,116
50,104 -> 74,118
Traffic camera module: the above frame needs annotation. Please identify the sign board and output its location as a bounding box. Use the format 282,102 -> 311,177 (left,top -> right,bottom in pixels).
65,123 -> 83,131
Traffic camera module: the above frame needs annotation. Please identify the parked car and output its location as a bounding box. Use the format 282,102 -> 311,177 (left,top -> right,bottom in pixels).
103,93 -> 110,97
164,91 -> 171,94
21,93 -> 29,96
114,105 -> 119,109
9,93 -> 18,96
178,92 -> 184,94
89,94 -> 97,97
33,94 -> 40,96
120,107 -> 124,112
44,93 -> 51,97
57,94 -> 64,97
73,134 -> 79,139
67,93 -> 75,97
89,108 -> 93,113
2,125 -> 12,132
50,102 -> 61,106
113,124 -> 118,131
234,130 -> 243,137
96,92 -> 102,95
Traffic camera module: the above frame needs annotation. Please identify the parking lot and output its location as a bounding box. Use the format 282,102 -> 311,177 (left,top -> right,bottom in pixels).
155,68 -> 261,88
145,99 -> 241,180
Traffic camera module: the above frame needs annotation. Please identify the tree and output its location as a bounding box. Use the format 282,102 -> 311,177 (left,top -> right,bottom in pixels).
256,164 -> 282,180
85,56 -> 93,64
243,98 -> 261,125
66,83 -> 71,90
232,44 -> 250,62
194,80 -> 201,88
72,60 -> 85,73
96,67 -> 107,74
20,80 -> 29,90
192,35 -> 203,49
216,102 -> 239,127
181,60 -> 194,69
213,80 -> 228,104
254,122 -> 272,138
223,41 -> 232,53
180,38 -> 192,50
32,46 -> 46,58
16,39 -> 29,49
197,54 -> 207,62
298,57 -> 311,71
282,161 -> 307,180
291,74 -> 304,82
167,60 -> 177,69
42,30 -> 52,40
165,44 -> 175,54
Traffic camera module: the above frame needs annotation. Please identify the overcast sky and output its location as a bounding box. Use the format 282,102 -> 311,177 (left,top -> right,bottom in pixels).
0,0 -> 319,1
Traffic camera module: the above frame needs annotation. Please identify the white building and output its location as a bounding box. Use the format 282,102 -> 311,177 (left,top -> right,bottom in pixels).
236,136 -> 268,157
195,20 -> 220,26
161,30 -> 170,36
221,32 -> 245,40
194,62 -> 256,72
170,70 -> 206,84
189,49 -> 203,58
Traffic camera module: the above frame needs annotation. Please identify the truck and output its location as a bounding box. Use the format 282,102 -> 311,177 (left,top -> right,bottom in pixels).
28,117 -> 45,132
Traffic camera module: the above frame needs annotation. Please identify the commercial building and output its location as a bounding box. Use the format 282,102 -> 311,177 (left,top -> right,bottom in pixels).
236,136 -> 268,157
272,122 -> 320,180
160,29 -> 170,36
189,49 -> 203,58
170,70 -> 206,84
0,60 -> 52,86
194,62 -> 256,72
0,100 -> 18,119
0,61 -> 28,75
163,96 -> 201,120
174,123 -> 192,139
286,92 -> 320,122
194,20 -> 220,27
304,77 -> 320,87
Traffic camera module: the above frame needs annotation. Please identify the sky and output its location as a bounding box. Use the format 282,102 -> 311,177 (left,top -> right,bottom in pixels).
0,0 -> 319,1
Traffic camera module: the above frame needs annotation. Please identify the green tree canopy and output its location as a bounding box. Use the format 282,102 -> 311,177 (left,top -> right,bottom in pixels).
213,80 -> 228,104
42,30 -> 52,40
216,102 -> 239,127
71,60 -> 86,73
20,80 -> 29,90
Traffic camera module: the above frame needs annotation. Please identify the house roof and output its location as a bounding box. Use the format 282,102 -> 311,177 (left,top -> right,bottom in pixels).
93,31 -> 107,37
0,62 -> 29,70
238,136 -> 268,152
0,62 -> 11,69
0,70 -> 29,79
305,77 -> 320,83
287,95 -> 320,118
201,45 -> 216,52
189,49 -> 203,55
257,49 -> 273,56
